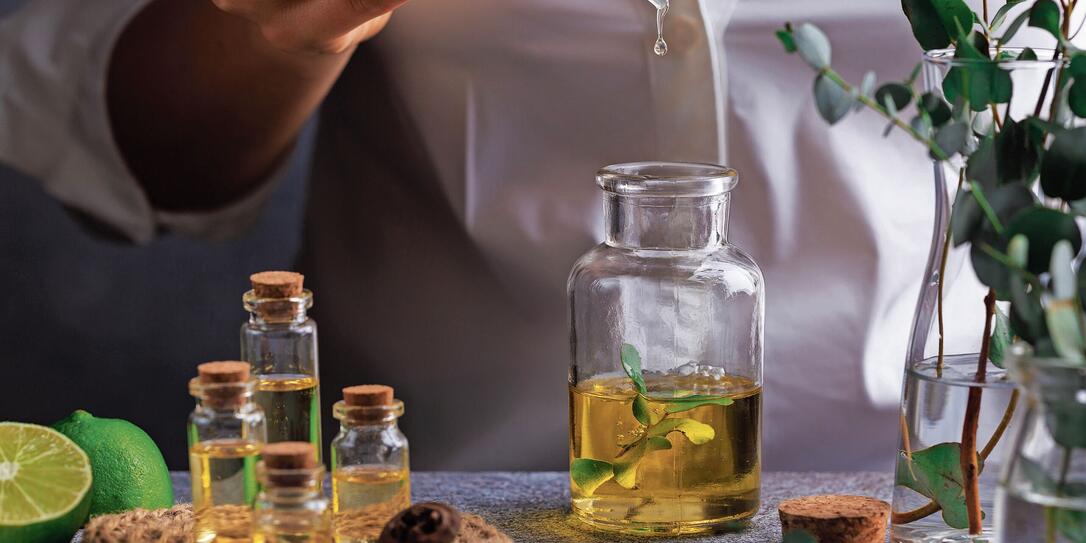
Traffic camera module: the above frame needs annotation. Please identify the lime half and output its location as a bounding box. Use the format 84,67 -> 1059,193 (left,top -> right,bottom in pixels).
0,422 -> 92,543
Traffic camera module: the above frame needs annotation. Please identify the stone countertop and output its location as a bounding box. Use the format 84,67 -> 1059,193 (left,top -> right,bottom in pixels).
81,471 -> 894,542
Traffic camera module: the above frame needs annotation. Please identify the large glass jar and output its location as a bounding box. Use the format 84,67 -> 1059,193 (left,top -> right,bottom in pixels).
996,344 -> 1086,542
567,162 -> 764,535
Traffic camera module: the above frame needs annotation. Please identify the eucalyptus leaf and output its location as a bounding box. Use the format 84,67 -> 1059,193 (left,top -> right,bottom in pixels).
876,83 -> 913,110
1050,240 -> 1077,300
814,74 -> 853,125
1045,299 -> 1086,363
647,418 -> 716,445
999,10 -> 1032,44
632,395 -> 651,425
1069,80 -> 1086,118
1042,128 -> 1086,202
794,23 -> 831,70
919,91 -> 953,126
664,395 -> 735,414
989,306 -> 1012,369
901,0 -> 972,50
911,113 -> 934,139
933,121 -> 970,158
1028,0 -> 1062,39
1005,207 -> 1083,274
972,235 -> 1012,295
776,28 -> 797,53
995,118 -> 1039,186
1045,377 -> 1086,447
620,343 -> 647,394
990,1 -> 1025,31
1018,47 -> 1038,61
858,71 -> 877,112
967,135 -> 998,189
1058,508 -> 1086,543
951,187 -> 983,247
895,442 -> 983,529
570,458 -> 614,496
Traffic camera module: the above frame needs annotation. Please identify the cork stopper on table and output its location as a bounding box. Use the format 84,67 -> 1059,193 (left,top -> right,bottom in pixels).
779,495 -> 890,543
251,271 -> 304,298
262,442 -> 319,486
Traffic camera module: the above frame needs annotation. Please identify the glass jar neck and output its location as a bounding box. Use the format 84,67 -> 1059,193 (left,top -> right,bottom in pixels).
244,290 -> 313,325
605,194 -> 729,250
333,400 -> 404,428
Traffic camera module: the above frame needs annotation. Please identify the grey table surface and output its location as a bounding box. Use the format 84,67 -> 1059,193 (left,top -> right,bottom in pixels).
78,471 -> 894,542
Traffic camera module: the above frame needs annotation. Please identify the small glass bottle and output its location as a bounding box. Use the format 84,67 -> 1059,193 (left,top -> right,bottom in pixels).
330,385 -> 411,543
188,361 -> 267,543
568,162 -> 764,535
252,442 -> 333,543
242,271 -> 322,460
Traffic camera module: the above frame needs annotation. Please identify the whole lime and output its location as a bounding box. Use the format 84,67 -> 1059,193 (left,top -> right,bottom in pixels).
52,410 -> 173,516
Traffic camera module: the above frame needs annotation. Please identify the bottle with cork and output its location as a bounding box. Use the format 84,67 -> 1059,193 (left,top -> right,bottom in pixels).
252,442 -> 334,543
242,271 -> 322,460
188,361 -> 267,543
330,385 -> 411,543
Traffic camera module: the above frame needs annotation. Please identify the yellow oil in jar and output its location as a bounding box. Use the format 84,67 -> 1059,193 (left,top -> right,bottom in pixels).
255,374 -> 322,459
569,374 -> 760,535
190,439 -> 262,543
331,465 -> 411,542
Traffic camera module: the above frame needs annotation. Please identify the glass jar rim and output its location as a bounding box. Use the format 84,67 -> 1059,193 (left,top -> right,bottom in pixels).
923,47 -> 1069,69
333,399 -> 405,423
596,162 -> 738,198
243,289 -> 314,311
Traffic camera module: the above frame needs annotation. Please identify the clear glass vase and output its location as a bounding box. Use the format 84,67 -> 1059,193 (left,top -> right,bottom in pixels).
892,49 -> 1068,542
996,344 -> 1086,543
567,162 -> 764,535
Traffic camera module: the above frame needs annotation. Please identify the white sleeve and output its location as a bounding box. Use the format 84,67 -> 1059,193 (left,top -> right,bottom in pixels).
0,0 -> 286,243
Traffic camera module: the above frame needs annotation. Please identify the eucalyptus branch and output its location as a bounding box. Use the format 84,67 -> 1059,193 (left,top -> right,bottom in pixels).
937,169 -> 968,376
969,182 -> 1004,234
820,69 -> 951,161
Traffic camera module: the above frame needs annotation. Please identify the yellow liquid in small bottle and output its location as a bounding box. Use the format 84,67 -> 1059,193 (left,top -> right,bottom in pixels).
331,466 -> 411,543
190,439 -> 263,543
569,374 -> 761,535
253,507 -> 333,543
256,374 -> 322,459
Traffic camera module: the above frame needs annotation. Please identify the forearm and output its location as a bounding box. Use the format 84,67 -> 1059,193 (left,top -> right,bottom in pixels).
108,0 -> 353,211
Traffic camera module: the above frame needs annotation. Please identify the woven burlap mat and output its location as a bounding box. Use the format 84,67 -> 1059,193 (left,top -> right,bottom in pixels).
82,504 -> 194,543
81,504 -> 511,543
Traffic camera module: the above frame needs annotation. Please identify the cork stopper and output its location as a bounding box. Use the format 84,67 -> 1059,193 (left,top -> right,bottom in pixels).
251,271 -> 304,298
779,495 -> 890,543
262,442 -> 319,487
195,362 -> 251,408
197,361 -> 250,383
344,385 -> 395,407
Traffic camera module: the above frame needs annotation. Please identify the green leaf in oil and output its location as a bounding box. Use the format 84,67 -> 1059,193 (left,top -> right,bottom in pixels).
664,395 -> 735,414
620,343 -> 647,394
570,458 -> 614,496
611,437 -> 673,489
633,395 -> 664,426
647,418 -> 716,445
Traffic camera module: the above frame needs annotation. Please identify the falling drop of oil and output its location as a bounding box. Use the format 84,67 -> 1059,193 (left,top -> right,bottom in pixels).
654,0 -> 670,56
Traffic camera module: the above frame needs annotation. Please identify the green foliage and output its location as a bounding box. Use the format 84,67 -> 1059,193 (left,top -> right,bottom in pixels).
896,443 -> 983,529
814,74 -> 854,125
793,23 -> 831,70
989,306 -> 1012,368
1028,0 -> 1062,38
570,459 -> 613,496
570,345 -> 728,496
1040,128 -> 1086,201
901,0 -> 974,50
1004,207 -> 1082,274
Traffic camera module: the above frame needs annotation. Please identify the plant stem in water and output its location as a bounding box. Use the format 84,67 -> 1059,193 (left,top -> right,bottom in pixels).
892,389 -> 1018,524
961,289 -> 995,534
936,168 -> 967,376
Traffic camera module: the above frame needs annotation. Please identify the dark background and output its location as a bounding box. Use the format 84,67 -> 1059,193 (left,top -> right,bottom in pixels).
0,0 -> 313,467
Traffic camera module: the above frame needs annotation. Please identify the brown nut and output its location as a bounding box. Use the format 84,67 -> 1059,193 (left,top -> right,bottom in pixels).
378,502 -> 462,543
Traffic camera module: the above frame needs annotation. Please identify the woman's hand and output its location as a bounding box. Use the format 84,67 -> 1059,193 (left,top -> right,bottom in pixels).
210,0 -> 409,55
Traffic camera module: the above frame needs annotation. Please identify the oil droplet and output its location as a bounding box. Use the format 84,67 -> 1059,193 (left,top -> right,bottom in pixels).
654,0 -> 670,57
